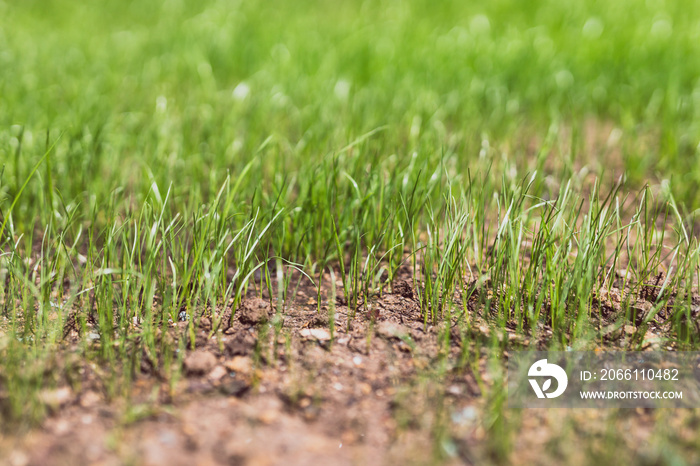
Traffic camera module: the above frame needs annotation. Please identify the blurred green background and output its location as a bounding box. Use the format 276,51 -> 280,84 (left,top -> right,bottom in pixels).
3,0 -> 700,212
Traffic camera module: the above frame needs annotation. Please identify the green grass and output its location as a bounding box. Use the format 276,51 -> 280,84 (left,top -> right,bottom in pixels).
2,0 -> 700,462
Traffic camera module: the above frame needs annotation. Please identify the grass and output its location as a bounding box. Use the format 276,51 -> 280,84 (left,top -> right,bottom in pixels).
2,0 -> 700,463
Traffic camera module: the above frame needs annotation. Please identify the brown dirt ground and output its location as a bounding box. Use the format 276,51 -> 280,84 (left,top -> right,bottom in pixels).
1,260 -> 700,465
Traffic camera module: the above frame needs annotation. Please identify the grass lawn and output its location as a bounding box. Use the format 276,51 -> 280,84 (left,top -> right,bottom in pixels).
2,0 -> 700,464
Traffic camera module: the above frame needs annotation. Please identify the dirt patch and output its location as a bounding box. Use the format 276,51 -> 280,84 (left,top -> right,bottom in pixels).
1,266 -> 699,465
0,281 -> 458,465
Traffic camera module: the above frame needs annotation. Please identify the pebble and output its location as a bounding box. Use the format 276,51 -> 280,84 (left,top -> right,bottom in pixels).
225,356 -> 253,375
300,328 -> 331,341
225,332 -> 256,356
39,386 -> 72,408
376,321 -> 408,339
184,351 -> 217,375
238,298 -> 271,326
80,390 -> 100,408
219,379 -> 250,397
208,365 -> 228,382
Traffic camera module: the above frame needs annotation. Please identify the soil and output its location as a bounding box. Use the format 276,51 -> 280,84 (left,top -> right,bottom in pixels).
1,264 -> 699,465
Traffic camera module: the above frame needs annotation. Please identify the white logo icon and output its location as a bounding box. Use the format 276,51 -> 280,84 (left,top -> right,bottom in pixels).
528,359 -> 568,399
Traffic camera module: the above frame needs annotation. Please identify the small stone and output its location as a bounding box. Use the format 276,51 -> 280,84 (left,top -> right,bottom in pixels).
225,356 -> 253,375
52,419 -> 70,435
40,386 -> 72,409
238,298 -> 271,326
80,390 -> 101,408
225,332 -> 256,356
376,321 -> 408,340
643,330 -> 662,350
396,341 -> 412,352
187,380 -> 215,394
200,317 -> 212,330
219,379 -> 250,397
208,365 -> 228,382
258,409 -> 277,425
299,328 -> 331,341
299,397 -> 311,408
184,351 -> 217,376
447,385 -> 462,396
